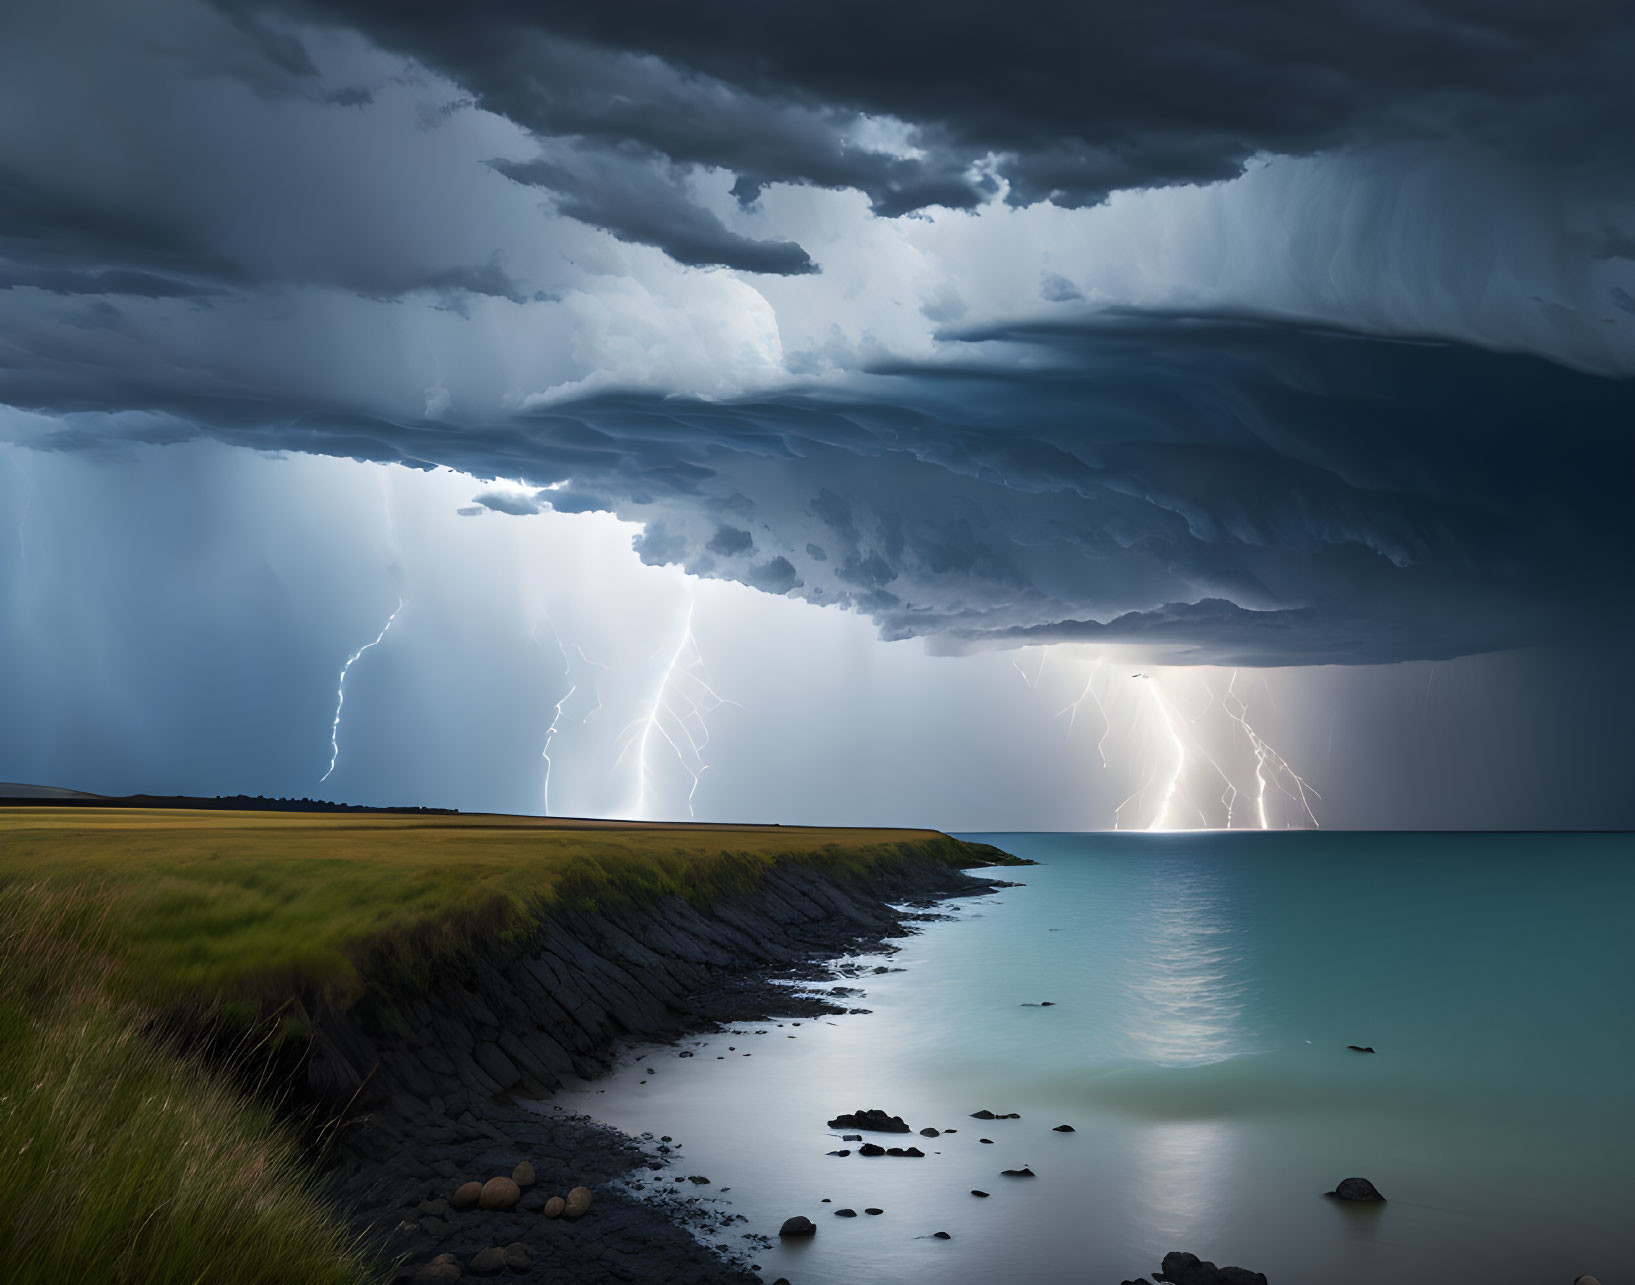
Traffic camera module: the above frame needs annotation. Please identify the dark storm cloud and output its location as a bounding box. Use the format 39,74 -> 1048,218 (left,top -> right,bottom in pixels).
6,309 -> 1629,666
490,153 -> 816,275
235,0 -> 1633,217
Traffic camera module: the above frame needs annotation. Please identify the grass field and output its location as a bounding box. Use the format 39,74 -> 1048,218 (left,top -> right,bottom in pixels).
0,807 -> 1001,1013
0,807 -> 1002,1283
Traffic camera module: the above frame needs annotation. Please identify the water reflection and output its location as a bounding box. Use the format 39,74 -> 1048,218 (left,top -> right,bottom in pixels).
1141,1119 -> 1232,1241
1119,860 -> 1249,1067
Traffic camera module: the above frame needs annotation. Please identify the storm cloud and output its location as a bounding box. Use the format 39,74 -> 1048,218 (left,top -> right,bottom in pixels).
1,0 -> 1630,671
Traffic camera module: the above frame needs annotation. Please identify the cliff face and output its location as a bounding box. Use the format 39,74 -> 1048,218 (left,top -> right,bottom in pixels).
318,844 -> 1010,1284
311,846 -> 1003,1117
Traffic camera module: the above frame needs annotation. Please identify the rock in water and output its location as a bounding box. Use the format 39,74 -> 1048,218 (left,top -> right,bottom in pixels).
1346,1044 -> 1376,1053
542,1196 -> 565,1219
478,1176 -> 520,1211
1153,1251 -> 1268,1284
564,1186 -> 592,1219
1327,1176 -> 1386,1202
834,1208 -> 857,1217
933,1231 -> 952,1239
452,1181 -> 484,1210
970,1109 -> 996,1120
826,1109 -> 911,1132
512,1161 -> 536,1187
1575,1277 -> 1603,1284
859,1142 -> 887,1157
1053,1124 -> 1076,1132
778,1216 -> 817,1237
919,1127 -> 941,1137
970,1190 -> 989,1198
1000,1166 -> 1036,1177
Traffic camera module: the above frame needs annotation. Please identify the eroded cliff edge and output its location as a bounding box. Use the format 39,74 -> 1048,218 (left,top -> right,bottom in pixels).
319,837 -> 1020,1283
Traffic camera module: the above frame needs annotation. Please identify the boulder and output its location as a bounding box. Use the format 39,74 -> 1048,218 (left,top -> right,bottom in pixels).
542,1196 -> 565,1220
1327,1177 -> 1386,1202
452,1181 -> 484,1211
826,1109 -> 911,1132
970,1109 -> 996,1120
859,1142 -> 887,1157
834,1208 -> 857,1217
933,1231 -> 952,1239
919,1127 -> 941,1138
564,1186 -> 592,1219
478,1177 -> 521,1211
502,1244 -> 530,1271
405,1254 -> 460,1283
886,1146 -> 925,1157
778,1216 -> 817,1237
469,1247 -> 507,1276
1153,1250 -> 1268,1285
511,1162 -> 536,1188
864,1207 -> 883,1215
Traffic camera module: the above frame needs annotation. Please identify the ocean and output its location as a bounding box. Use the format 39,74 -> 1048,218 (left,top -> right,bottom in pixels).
544,831 -> 1634,1284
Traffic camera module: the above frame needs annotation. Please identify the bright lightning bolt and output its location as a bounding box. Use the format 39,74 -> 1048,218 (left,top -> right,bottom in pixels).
319,598 -> 404,785
615,601 -> 736,820
1222,670 -> 1321,828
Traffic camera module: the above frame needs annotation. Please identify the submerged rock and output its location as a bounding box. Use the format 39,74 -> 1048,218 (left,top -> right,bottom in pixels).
826,1109 -> 910,1132
778,1216 -> 817,1237
1327,1177 -> 1386,1202
1152,1250 -> 1268,1284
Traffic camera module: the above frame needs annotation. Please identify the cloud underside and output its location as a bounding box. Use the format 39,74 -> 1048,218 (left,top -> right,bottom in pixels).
220,1 -> 1631,271
10,311 -> 1630,665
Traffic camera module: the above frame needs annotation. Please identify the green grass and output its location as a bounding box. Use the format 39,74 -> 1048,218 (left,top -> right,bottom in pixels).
0,808 -> 1010,1016
0,882 -> 379,1285
0,807 -> 1011,1280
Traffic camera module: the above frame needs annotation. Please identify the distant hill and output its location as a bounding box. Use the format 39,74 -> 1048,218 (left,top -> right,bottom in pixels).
0,784 -> 455,815
0,782 -> 105,800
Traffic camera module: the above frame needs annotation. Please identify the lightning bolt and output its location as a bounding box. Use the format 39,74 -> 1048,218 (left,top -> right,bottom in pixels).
614,601 -> 736,820
319,598 -> 404,785
1057,662 -> 1111,767
1222,670 -> 1321,828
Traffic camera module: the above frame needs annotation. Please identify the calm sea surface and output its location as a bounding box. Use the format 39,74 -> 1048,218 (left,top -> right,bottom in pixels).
544,832 -> 1634,1284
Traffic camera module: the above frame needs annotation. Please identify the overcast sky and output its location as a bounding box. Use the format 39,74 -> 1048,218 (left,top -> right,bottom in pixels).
1,0 -> 1630,827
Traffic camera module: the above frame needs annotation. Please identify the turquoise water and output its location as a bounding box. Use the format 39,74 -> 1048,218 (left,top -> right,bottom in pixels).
547,832 -> 1635,1283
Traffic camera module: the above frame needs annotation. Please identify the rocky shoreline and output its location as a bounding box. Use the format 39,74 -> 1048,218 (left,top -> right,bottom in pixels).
319,848 -> 1016,1282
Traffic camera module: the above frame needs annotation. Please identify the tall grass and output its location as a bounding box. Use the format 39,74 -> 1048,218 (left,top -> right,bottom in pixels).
0,884 -> 380,1285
